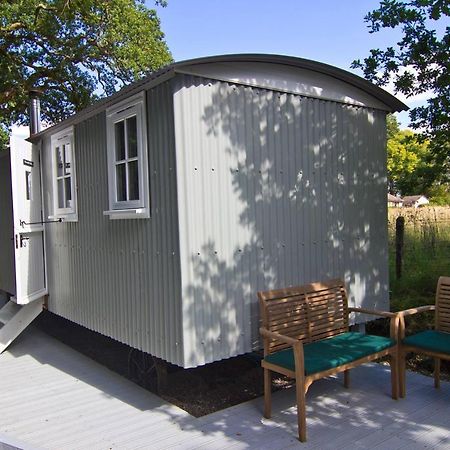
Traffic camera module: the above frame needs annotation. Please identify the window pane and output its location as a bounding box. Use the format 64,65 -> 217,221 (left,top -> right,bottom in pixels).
116,163 -> 127,201
128,160 -> 139,201
127,116 -> 138,158
115,121 -> 126,161
57,179 -> 64,208
64,144 -> 72,175
65,177 -> 72,208
56,146 -> 63,177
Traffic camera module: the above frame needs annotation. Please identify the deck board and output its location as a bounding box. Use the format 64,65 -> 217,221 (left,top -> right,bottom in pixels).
0,327 -> 449,449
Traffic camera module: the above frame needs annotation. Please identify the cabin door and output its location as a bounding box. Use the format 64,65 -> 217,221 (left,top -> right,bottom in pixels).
10,132 -> 47,304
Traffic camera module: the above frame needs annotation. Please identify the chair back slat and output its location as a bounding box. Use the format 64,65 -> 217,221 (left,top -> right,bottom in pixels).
259,279 -> 349,354
436,276 -> 450,333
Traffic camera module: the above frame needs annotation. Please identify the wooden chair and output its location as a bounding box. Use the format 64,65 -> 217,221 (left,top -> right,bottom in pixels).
399,276 -> 450,397
259,279 -> 399,442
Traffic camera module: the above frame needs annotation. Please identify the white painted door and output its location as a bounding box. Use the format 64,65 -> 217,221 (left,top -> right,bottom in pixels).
10,132 -> 47,304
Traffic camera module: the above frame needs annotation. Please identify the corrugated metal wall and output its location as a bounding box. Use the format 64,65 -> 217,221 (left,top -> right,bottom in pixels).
42,82 -> 184,366
173,75 -> 389,367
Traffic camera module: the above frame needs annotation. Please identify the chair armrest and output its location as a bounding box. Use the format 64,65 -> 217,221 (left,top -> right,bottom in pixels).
398,305 -> 435,317
348,308 -> 399,342
397,305 -> 435,339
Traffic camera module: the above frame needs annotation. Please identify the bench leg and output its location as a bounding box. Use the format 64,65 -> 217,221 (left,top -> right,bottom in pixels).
344,369 -> 350,388
295,374 -> 307,442
434,358 -> 441,389
263,368 -> 272,419
390,350 -> 399,400
399,348 -> 406,398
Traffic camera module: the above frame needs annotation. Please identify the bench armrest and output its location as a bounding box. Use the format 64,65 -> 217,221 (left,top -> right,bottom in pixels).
348,307 -> 396,318
348,307 -> 399,342
397,305 -> 435,339
260,327 -> 301,346
259,327 -> 305,374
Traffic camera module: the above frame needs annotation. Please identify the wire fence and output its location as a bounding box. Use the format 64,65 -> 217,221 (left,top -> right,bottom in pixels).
388,207 -> 450,304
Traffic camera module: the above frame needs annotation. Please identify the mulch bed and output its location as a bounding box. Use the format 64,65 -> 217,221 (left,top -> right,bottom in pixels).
35,311 -> 293,417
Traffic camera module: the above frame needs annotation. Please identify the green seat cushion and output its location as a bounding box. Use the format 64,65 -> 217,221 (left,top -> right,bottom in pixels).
403,330 -> 450,355
264,332 -> 395,375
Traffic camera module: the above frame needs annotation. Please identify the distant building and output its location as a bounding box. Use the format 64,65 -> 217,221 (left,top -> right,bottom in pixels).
388,193 -> 403,207
403,195 -> 430,208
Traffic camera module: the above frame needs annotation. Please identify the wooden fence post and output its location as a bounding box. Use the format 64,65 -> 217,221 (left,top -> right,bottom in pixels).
396,216 -> 405,279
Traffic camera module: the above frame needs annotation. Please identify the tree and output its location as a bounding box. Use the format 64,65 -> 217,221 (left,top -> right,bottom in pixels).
0,0 -> 172,138
352,0 -> 449,178
387,112 -> 400,140
386,115 -> 445,196
388,129 -> 434,195
0,124 -> 8,151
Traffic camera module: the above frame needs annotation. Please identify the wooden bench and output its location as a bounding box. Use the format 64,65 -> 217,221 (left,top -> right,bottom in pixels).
258,279 -> 399,442
398,276 -> 450,397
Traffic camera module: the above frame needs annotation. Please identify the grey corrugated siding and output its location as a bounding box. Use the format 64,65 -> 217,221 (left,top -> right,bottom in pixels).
42,82 -> 184,366
174,76 -> 389,367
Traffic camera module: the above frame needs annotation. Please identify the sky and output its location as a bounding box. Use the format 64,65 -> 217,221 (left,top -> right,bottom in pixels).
151,0 -> 431,128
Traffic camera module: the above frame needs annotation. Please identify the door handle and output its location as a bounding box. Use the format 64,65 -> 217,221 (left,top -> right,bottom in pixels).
20,235 -> 30,248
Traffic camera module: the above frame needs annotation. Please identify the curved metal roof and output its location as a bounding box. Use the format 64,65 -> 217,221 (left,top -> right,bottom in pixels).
29,54 -> 407,141
173,54 -> 407,111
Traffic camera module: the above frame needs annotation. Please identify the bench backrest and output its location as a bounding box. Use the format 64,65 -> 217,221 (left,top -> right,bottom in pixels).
436,276 -> 450,333
258,279 -> 349,355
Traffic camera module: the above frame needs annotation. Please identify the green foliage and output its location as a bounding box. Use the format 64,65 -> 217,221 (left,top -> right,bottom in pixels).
0,124 -> 9,151
428,184 -> 450,205
386,114 -> 448,196
0,0 -> 172,128
352,1 -> 449,175
386,113 -> 400,140
387,118 -> 435,195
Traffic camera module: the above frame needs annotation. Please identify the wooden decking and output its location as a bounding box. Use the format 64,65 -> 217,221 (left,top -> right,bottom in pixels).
0,326 -> 449,450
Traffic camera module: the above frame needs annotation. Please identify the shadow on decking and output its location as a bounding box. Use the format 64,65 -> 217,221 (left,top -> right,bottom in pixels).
2,327 -> 450,449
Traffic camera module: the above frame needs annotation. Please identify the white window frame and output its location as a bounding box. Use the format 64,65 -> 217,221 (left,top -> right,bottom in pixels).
104,91 -> 150,219
50,127 -> 78,222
